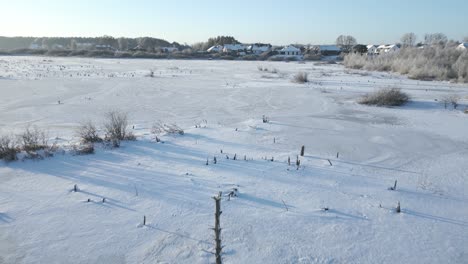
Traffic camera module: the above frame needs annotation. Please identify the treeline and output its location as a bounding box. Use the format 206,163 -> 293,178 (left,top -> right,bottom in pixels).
0,36 -> 187,51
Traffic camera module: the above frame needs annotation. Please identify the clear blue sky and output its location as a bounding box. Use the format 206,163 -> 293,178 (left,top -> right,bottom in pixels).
0,0 -> 467,45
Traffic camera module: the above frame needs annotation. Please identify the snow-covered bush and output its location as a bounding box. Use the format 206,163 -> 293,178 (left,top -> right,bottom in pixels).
359,88 -> 410,106
73,143 -> 95,155
0,135 -> 18,161
344,47 -> 468,83
293,72 -> 308,83
104,111 -> 131,147
19,126 -> 48,152
151,122 -> 184,136
76,121 -> 102,143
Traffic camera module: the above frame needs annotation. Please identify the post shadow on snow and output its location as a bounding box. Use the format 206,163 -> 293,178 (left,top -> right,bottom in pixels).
397,188 -> 468,204
403,209 -> 468,227
79,191 -> 136,212
145,224 -> 211,245
304,154 -> 420,175
271,121 -> 341,134
14,147 -> 212,206
237,193 -> 293,210
0,212 -> 14,223
326,209 -> 369,221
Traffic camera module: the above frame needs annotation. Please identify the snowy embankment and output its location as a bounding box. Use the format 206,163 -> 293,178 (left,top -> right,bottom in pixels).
0,57 -> 467,264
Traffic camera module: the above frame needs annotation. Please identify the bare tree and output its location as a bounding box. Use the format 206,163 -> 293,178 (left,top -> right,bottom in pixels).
336,35 -> 357,53
401,33 -> 417,47
424,33 -> 448,46
117,37 -> 129,51
70,39 -> 77,50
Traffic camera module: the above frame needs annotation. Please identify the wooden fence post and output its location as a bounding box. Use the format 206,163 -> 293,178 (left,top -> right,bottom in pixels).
213,192 -> 223,264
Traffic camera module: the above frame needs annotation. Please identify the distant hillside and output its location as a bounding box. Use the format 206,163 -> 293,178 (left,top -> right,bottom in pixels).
0,36 -> 178,51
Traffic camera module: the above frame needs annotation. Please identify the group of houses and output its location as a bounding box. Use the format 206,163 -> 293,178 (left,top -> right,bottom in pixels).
207,43 -> 273,55
206,43 -> 343,58
366,44 -> 400,55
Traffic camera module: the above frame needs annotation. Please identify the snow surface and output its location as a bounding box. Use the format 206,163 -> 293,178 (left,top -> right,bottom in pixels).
0,56 -> 468,264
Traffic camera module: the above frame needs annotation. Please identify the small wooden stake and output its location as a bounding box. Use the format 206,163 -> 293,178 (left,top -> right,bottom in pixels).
328,159 -> 333,166
396,201 -> 401,213
73,184 -> 78,192
300,145 -> 305,156
143,215 -> 146,225
281,199 -> 289,211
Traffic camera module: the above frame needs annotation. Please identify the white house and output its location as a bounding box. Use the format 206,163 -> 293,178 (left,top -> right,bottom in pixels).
161,47 -> 178,53
366,45 -> 378,55
222,44 -> 247,53
312,45 -> 341,56
207,45 -> 223,52
247,44 -> 271,54
95,44 -> 115,51
279,45 -> 301,56
29,43 -> 42,50
377,44 -> 400,54
456,42 -> 468,51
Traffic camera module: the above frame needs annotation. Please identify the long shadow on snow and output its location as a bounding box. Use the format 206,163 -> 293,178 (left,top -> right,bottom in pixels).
14,142 -> 219,206
403,100 -> 467,111
145,224 -> 211,245
0,212 -> 14,223
403,209 -> 468,227
304,155 -> 420,175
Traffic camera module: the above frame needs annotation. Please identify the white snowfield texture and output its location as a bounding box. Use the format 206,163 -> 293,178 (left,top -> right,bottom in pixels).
0,57 -> 467,264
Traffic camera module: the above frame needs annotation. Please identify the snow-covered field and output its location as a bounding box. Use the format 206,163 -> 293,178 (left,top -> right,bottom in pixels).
1,56 -> 467,264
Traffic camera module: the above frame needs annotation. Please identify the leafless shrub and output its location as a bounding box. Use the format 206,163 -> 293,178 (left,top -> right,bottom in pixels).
20,125 -> 48,152
73,143 -> 95,155
151,122 -> 184,136
359,88 -> 410,106
0,135 -> 18,161
104,111 -> 129,145
293,72 -> 308,83
441,94 -> 460,109
124,132 -> 137,141
76,121 -> 102,143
